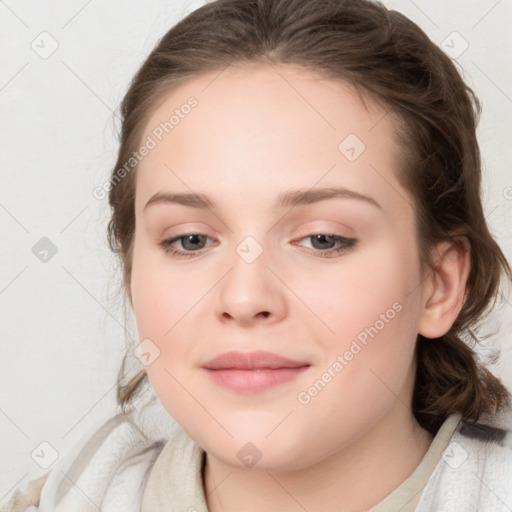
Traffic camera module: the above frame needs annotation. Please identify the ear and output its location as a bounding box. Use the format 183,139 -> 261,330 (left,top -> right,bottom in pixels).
417,237 -> 471,339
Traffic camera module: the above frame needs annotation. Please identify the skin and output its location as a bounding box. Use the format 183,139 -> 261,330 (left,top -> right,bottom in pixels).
129,62 -> 470,512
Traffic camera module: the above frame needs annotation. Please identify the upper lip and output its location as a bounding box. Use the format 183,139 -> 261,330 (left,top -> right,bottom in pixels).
202,350 -> 310,370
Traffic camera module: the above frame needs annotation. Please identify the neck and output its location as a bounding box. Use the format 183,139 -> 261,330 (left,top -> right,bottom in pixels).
203,401 -> 434,512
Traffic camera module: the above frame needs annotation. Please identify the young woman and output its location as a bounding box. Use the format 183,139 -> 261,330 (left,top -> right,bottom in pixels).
3,0 -> 511,511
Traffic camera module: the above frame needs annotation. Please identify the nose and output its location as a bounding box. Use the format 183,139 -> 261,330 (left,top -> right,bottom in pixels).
214,243 -> 288,327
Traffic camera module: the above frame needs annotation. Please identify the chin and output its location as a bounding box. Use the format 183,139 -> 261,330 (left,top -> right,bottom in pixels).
199,428 -> 318,472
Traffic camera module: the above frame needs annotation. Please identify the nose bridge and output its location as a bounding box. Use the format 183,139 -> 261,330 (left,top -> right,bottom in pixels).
213,232 -> 287,324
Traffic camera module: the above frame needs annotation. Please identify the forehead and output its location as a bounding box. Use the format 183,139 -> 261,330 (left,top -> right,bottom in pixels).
141,62 -> 399,145
135,62 -> 408,214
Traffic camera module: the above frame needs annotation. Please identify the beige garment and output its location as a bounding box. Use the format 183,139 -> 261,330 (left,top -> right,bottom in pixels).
141,414 -> 461,511
368,414 -> 461,512
0,473 -> 50,512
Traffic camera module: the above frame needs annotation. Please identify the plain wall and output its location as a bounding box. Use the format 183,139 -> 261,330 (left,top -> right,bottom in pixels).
1,0 -> 511,501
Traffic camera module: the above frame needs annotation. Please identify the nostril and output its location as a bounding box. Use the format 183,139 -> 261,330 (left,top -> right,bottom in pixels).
220,310 -> 270,321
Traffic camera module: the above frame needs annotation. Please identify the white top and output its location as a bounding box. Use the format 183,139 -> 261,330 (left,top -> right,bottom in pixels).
2,394 -> 511,512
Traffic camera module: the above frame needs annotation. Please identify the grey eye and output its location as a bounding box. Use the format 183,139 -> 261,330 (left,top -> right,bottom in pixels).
180,234 -> 208,251
309,234 -> 337,250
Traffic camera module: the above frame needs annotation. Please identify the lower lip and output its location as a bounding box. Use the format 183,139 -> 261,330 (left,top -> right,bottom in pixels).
204,367 -> 309,392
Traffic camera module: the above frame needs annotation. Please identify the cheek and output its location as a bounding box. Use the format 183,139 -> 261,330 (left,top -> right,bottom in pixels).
305,238 -> 422,400
130,239 -> 204,340
306,238 -> 420,347
130,242 -> 214,420
130,281 -> 194,425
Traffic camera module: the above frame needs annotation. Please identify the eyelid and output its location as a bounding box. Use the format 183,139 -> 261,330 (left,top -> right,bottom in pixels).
293,221 -> 355,238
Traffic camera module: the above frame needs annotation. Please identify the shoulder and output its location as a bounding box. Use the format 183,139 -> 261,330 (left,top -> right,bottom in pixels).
456,404 -> 512,471
1,396 -> 177,512
415,405 -> 512,512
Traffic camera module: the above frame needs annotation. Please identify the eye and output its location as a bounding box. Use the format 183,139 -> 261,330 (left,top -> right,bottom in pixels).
292,233 -> 357,258
158,232 -> 357,259
159,233 -> 214,258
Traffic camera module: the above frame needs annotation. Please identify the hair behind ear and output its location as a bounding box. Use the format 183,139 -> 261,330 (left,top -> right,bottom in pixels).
413,331 -> 511,435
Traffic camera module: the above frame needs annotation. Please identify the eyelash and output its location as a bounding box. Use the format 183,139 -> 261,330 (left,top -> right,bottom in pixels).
158,232 -> 357,259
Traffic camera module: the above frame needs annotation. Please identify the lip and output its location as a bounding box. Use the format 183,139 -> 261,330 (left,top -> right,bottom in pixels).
202,350 -> 310,392
202,350 -> 309,370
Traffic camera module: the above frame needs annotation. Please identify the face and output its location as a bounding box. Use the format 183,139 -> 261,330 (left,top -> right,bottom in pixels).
130,62 -> 427,471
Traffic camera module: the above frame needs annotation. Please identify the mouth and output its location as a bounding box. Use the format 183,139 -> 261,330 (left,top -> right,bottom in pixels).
201,350 -> 311,392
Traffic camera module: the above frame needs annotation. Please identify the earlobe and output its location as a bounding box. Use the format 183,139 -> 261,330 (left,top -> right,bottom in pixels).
417,237 -> 471,339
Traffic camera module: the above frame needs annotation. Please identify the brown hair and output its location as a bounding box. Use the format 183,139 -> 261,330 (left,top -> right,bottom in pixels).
107,0 -> 511,435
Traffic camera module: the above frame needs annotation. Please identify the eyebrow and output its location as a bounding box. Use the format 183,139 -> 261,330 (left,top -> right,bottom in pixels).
143,186 -> 382,212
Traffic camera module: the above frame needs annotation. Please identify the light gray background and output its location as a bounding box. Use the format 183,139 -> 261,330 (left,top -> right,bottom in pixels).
1,0 -> 511,500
